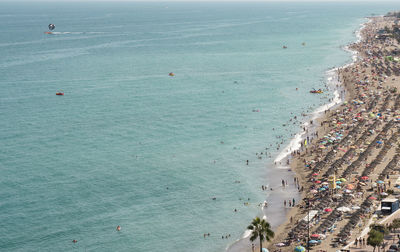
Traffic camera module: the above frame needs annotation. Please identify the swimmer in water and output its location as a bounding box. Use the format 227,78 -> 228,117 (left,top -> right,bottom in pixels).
117,225 -> 121,231
73,240 -> 78,243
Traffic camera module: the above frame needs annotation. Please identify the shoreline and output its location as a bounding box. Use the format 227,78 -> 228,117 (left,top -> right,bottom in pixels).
265,17 -> 368,250
266,12 -> 400,252
226,16 -> 367,252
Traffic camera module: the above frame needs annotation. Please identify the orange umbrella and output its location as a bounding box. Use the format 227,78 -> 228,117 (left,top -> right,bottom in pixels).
346,184 -> 355,190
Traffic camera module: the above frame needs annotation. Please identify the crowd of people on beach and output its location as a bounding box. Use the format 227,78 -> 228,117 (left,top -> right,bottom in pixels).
264,14 -> 400,252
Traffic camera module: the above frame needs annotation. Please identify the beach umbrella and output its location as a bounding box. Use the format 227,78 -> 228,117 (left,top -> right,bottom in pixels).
377,180 -> 384,184
381,192 -> 388,196
352,206 -> 361,210
337,206 -> 351,212
336,185 -> 341,189
315,180 -> 321,184
324,208 -> 332,212
346,184 -> 355,190
369,196 -> 377,200
275,243 -> 285,247
294,246 -> 306,252
344,189 -> 352,193
311,234 -> 320,238
322,182 -> 329,185
262,248 -> 269,252
340,178 -> 347,182
336,181 -> 342,184
361,176 -> 369,180
312,173 -> 318,176
309,240 -> 320,244
319,187 -> 326,191
310,189 -> 318,194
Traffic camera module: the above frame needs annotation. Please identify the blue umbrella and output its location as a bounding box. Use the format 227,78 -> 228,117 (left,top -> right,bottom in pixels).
309,240 -> 321,244
262,248 -> 269,252
336,181 -> 342,184
377,180 -> 384,184
377,141 -> 383,144
336,185 -> 341,189
294,246 -> 306,252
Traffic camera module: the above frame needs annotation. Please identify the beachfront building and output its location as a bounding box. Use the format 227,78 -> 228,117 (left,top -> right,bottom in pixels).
381,198 -> 399,215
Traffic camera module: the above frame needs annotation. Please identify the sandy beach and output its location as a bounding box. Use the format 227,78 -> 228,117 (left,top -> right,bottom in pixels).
247,13 -> 400,252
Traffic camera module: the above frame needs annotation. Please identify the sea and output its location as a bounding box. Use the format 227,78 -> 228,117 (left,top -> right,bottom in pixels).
1,1 -> 400,252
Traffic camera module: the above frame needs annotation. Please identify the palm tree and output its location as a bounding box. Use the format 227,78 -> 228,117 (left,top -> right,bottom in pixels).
247,217 -> 274,252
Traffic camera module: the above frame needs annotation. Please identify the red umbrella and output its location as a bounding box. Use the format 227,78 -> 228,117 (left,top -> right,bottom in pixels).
315,180 -> 321,184
312,173 -> 318,176
324,208 -> 332,212
361,176 -> 369,180
311,234 -> 320,238
368,196 -> 377,200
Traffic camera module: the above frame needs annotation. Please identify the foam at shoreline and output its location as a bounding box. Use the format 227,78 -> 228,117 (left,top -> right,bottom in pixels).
226,17 -> 370,252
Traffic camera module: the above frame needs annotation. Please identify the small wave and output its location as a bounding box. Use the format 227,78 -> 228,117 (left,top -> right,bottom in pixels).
242,229 -> 252,239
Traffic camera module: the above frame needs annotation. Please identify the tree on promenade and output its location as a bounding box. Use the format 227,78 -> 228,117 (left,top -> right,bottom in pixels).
367,229 -> 384,252
247,217 -> 274,252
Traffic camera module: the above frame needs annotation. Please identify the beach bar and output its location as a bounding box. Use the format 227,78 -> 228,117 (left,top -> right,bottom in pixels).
381,198 -> 399,215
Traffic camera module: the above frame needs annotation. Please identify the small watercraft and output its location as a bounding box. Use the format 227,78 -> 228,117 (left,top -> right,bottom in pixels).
310,89 -> 323,94
56,92 -> 64,96
44,32 -> 53,34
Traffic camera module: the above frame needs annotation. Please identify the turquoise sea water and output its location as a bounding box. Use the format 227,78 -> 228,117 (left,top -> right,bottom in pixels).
1,2 -> 400,252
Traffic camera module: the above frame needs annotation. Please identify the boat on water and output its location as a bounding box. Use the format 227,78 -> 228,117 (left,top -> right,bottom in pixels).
45,24 -> 55,35
56,92 -> 64,96
310,89 -> 323,94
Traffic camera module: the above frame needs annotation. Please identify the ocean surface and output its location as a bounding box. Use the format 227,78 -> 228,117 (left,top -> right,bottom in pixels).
1,2 -> 400,252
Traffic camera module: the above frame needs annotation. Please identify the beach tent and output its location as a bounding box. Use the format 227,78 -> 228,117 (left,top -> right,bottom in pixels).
337,206 -> 351,212
294,246 -> 306,252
